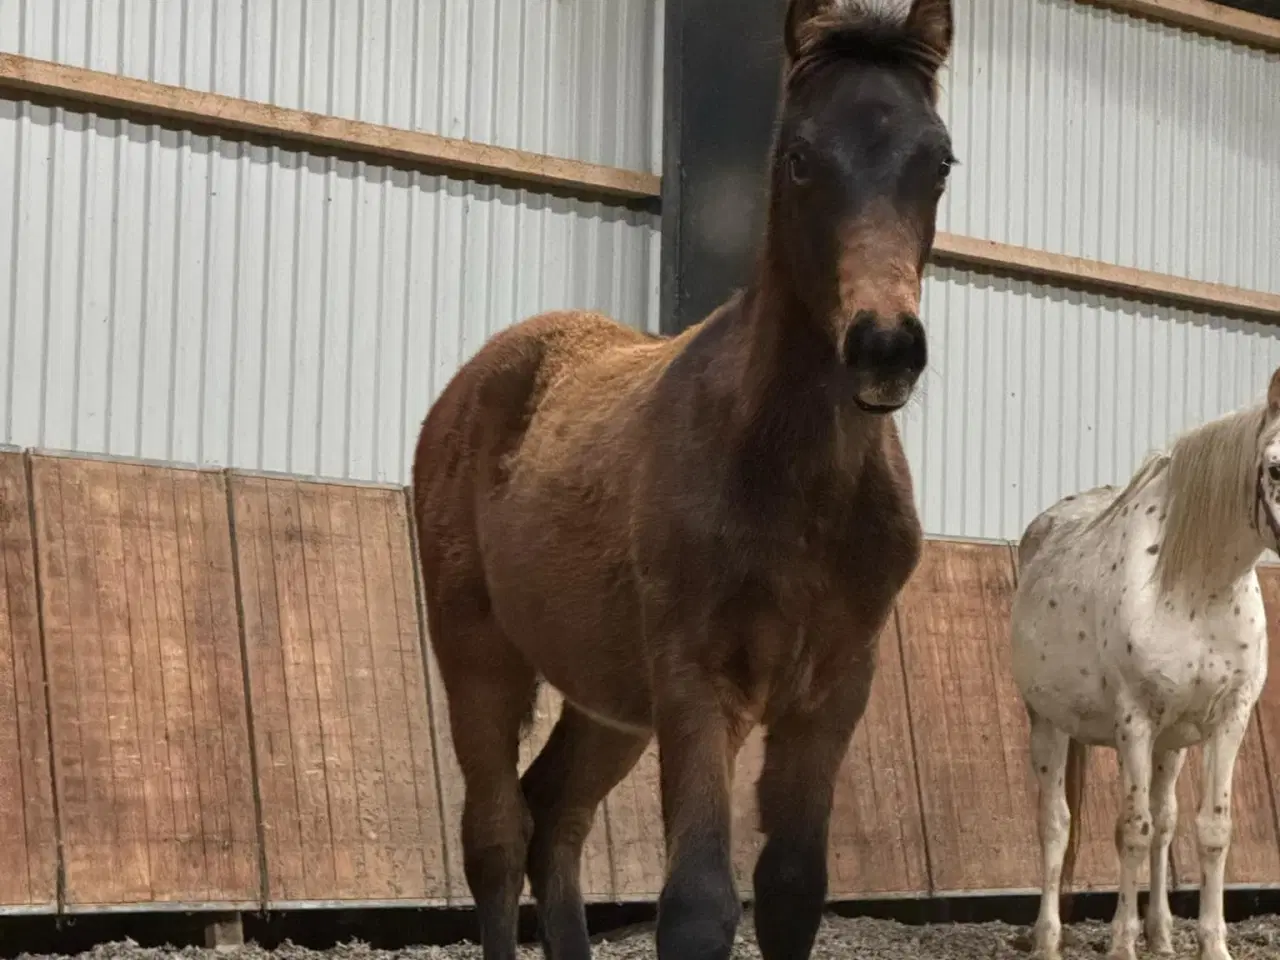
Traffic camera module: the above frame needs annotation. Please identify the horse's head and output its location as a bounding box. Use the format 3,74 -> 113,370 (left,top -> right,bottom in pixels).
1255,366 -> 1280,549
770,0 -> 955,414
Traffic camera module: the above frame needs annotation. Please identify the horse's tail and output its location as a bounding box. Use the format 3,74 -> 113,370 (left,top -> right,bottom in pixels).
1059,737 -> 1088,919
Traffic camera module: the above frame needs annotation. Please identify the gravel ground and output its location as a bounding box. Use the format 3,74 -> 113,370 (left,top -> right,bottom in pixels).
15,914 -> 1280,960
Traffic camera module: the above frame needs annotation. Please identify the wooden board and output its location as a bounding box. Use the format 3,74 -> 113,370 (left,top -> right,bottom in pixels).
730,619 -> 929,898
32,454 -> 259,907
897,540 -> 1041,893
232,475 -> 447,905
0,452 -> 57,910
605,744 -> 666,901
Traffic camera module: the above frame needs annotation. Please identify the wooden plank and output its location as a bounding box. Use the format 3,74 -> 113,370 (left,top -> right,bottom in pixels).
897,539 -> 1041,894
603,743 -> 666,901
931,233 -> 1280,321
1078,0 -> 1280,51
729,619 -> 928,898
230,475 -> 448,905
0,53 -> 661,203
0,452 -> 56,909
32,454 -> 259,907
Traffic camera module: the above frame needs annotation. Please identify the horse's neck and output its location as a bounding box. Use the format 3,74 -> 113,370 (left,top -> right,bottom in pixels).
731,288 -> 880,485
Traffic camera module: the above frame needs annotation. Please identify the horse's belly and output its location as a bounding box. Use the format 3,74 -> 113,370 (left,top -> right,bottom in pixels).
479,508 -> 652,730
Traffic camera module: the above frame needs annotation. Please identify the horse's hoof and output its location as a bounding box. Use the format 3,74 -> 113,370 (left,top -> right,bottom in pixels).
1106,946 -> 1137,960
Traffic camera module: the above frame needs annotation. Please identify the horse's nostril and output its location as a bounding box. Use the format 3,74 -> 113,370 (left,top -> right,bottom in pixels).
842,312 -> 926,375
1269,463 -> 1280,483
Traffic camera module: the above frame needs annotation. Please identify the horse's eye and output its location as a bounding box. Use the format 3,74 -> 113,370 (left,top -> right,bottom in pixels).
1268,463 -> 1280,483
938,153 -> 957,183
787,148 -> 812,185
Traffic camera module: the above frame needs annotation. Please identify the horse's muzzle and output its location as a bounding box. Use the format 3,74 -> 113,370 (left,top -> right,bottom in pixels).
842,311 -> 927,412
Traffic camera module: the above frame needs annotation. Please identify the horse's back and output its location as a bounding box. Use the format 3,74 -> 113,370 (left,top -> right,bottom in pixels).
1016,484 -> 1119,572
412,309 -> 659,600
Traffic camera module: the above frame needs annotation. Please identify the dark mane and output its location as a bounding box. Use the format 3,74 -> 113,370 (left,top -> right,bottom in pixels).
788,6 -> 944,93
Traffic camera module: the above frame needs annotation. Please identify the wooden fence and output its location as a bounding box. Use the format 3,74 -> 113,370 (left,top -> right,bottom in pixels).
2,447 -> 1279,915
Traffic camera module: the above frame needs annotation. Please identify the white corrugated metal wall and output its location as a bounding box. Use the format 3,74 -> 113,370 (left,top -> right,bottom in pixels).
0,0 -> 1278,542
0,0 -> 662,483
906,0 -> 1280,540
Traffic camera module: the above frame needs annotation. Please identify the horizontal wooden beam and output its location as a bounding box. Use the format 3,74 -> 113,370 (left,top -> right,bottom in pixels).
1,54 -> 1275,321
0,53 -> 661,203
932,233 -> 1280,320
1079,0 -> 1280,50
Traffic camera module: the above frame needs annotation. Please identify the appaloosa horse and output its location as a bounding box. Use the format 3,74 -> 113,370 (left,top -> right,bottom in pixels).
1012,367 -> 1280,960
412,3 -> 957,960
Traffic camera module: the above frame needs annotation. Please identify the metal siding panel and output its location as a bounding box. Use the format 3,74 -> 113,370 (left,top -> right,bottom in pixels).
0,0 -> 660,172
0,100 -> 658,485
902,267 -> 1280,542
938,0 -> 1280,293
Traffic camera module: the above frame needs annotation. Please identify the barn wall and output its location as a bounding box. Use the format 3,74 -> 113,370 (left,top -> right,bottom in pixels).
938,0 -> 1279,294
0,98 -> 659,483
0,0 -> 663,173
905,267 -> 1280,542
0,0 -> 1278,542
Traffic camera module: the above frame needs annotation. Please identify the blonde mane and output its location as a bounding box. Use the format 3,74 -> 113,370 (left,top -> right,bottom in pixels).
1154,402 -> 1267,596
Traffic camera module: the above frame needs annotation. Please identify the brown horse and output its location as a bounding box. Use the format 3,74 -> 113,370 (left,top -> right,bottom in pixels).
411,3 -> 956,960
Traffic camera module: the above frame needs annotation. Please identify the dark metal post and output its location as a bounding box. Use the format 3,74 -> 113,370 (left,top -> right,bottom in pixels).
658,0 -> 789,335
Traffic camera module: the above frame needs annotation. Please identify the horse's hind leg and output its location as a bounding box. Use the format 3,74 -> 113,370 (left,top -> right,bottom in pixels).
1028,712 -> 1071,960
431,612 -> 539,960
521,706 -> 650,960
1195,701 -> 1250,960
1145,748 -> 1185,955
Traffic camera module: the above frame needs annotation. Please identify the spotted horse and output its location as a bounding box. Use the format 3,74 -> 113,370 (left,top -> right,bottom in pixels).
1011,366 -> 1280,960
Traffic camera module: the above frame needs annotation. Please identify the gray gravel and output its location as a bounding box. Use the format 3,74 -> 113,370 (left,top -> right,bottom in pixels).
16,914 -> 1280,960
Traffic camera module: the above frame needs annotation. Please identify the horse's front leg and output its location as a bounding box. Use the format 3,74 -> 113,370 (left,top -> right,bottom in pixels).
1195,701 -> 1251,960
752,677 -> 871,960
652,659 -> 745,960
1109,703 -> 1154,960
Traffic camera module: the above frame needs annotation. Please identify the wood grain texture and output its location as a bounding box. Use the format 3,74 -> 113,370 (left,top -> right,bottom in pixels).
730,620 -> 928,897
898,540 -> 1040,894
604,743 -> 666,901
932,233 -> 1280,321
231,475 -> 447,905
1078,0 -> 1280,51
0,452 -> 56,909
32,455 -> 258,907
0,53 -> 660,202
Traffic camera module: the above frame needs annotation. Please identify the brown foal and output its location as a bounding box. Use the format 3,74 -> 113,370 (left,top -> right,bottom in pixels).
411,3 -> 957,960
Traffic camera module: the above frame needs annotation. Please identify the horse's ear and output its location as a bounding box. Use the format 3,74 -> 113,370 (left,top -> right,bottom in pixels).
784,0 -> 829,62
903,0 -> 953,67
1269,366 -> 1280,416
